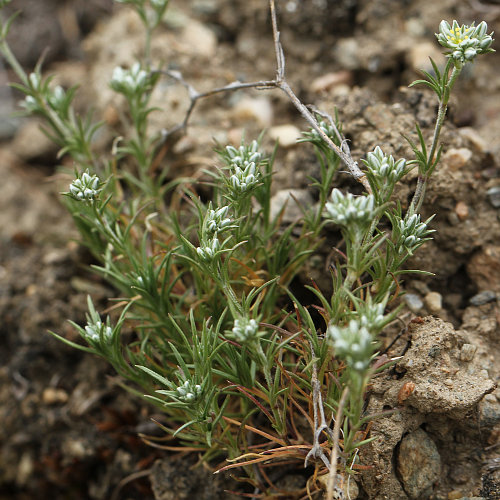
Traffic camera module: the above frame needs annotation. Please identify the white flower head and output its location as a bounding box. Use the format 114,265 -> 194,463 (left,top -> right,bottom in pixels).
205,205 -> 232,234
327,319 -> 374,372
224,141 -> 263,196
85,320 -> 113,342
69,170 -> 102,202
364,146 -> 406,183
231,317 -> 260,343
110,62 -> 150,95
175,380 -> 202,403
436,20 -> 494,63
196,237 -> 220,262
325,189 -> 375,229
395,213 -> 434,255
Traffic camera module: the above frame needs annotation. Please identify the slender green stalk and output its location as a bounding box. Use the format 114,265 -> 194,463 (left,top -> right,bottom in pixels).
409,64 -> 462,216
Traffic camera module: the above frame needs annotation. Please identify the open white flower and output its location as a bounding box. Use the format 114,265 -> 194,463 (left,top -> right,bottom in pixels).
436,20 -> 494,64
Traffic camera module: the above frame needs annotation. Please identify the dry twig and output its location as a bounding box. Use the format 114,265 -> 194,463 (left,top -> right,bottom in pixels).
304,343 -> 335,470
326,386 -> 350,500
156,0 -> 371,193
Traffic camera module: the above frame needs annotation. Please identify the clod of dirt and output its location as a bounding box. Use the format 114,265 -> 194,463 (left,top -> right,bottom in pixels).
360,317 -> 496,499
467,245 -> 500,293
396,428 -> 441,500
395,318 -> 495,417
149,458 -> 224,500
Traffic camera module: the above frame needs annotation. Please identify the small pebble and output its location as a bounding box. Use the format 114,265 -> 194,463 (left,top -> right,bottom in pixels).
316,473 -> 359,499
334,38 -> 361,70
232,96 -> 273,127
268,124 -> 301,148
410,280 -> 430,295
42,249 -> 69,265
269,189 -> 314,223
455,201 -> 469,221
469,290 -> 497,306
448,491 -> 464,500
16,452 -> 34,486
397,428 -> 441,499
180,20 -> 217,58
444,378 -> 454,388
486,186 -> 500,208
460,344 -> 477,362
443,148 -> 472,171
61,438 -> 88,459
425,291 -> 442,313
404,293 -> 423,313
42,387 -> 69,405
483,394 -> 497,404
310,70 -> 352,93
408,41 -> 442,73
458,127 -> 487,153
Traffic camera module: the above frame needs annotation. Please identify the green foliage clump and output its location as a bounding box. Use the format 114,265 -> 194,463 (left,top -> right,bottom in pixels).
0,0 -> 493,496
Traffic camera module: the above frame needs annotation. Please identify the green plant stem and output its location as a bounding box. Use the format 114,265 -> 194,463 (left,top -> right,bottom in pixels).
409,64 -> 461,216
0,39 -> 26,85
256,341 -> 284,435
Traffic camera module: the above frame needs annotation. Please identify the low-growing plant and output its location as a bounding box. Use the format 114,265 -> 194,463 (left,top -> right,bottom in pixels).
0,1 -> 494,497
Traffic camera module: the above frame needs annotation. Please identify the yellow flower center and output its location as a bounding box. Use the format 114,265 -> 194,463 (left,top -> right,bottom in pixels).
445,26 -> 472,44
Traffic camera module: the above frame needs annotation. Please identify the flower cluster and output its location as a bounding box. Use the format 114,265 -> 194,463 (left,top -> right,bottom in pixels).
325,189 -> 375,231
196,237 -> 220,262
304,118 -> 339,143
175,380 -> 202,403
364,146 -> 406,183
436,20 -> 494,64
205,205 -> 232,234
225,141 -> 263,194
84,319 -> 113,343
110,62 -> 151,96
394,213 -> 434,255
69,170 -> 102,202
231,317 -> 260,343
359,302 -> 386,332
327,320 -> 374,372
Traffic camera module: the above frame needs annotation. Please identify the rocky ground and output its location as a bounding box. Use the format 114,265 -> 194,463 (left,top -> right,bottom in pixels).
0,0 -> 499,499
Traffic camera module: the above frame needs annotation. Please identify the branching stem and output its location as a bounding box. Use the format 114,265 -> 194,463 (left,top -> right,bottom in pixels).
155,0 -> 371,193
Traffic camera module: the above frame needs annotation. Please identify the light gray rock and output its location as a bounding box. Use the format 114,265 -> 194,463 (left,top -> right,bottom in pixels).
424,292 -> 442,313
397,428 -> 441,499
268,124 -> 301,148
404,293 -> 423,313
269,189 -> 314,224
460,344 -> 477,362
469,290 -> 497,306
487,186 -> 500,208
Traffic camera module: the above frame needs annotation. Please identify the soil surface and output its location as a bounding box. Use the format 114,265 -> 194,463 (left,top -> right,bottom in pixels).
1,1 -> 500,499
